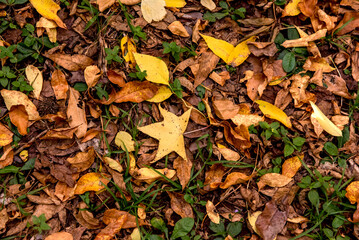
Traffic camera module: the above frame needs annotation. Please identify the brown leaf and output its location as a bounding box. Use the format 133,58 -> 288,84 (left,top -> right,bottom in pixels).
323,75 -> 356,99
257,173 -> 292,190
168,192 -> 194,218
298,0 -> 317,17
94,215 -> 127,240
263,60 -> 287,85
84,65 -> 101,88
45,232 -> 73,240
247,42 -> 278,57
194,51 -> 220,87
107,70 -> 126,87
219,172 -> 252,189
173,156 -> 192,190
203,164 -> 225,191
0,123 -> 13,147
51,69 -> 69,100
334,11 -> 359,35
44,52 -> 94,71
75,202 -> 102,229
216,143 -> 240,161
103,209 -> 148,229
114,81 -> 159,103
231,114 -> 264,128
255,201 -> 287,240
67,147 -> 95,172
245,73 -> 267,101
213,99 -> 239,120
67,87 -> 87,138
81,128 -> 101,143
221,122 -> 251,151
41,127 -> 77,139
289,74 -> 315,107
9,105 -> 29,136
0,145 -> 14,168
168,21 -> 189,37
55,181 -> 75,202
0,208 -> 8,230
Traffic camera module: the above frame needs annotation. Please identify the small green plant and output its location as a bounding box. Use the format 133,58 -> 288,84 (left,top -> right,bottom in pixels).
0,0 -> 28,5
105,46 -> 123,64
129,65 -> 147,80
196,85 -> 206,112
162,42 -> 187,62
150,217 -> 196,240
94,83 -> 109,100
258,157 -> 282,176
27,214 -> 51,234
273,0 -> 286,6
0,66 -> 16,87
170,78 -> 183,99
204,1 -> 246,22
209,220 -> 243,239
12,75 -> 34,93
0,45 -> 17,62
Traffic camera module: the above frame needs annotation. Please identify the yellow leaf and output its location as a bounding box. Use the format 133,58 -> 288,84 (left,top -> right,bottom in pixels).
165,0 -> 186,7
0,123 -> 13,147
121,36 -> 137,67
1,89 -> 40,120
131,228 -> 141,240
147,86 -> 172,103
206,200 -> 220,224
282,154 -> 303,178
115,131 -> 135,152
103,157 -> 123,173
25,65 -> 43,100
141,0 -> 167,23
257,173 -> 292,190
309,101 -> 342,137
138,106 -> 191,161
19,150 -> 28,162
282,0 -> 301,17
200,0 -> 216,10
29,0 -> 66,28
346,181 -> 359,204
248,211 -> 262,236
255,100 -> 292,128
134,167 -> 176,184
201,34 -> 255,66
133,53 -> 169,85
74,172 -> 110,195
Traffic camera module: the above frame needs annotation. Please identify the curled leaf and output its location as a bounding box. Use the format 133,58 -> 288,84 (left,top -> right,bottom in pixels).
206,200 -> 220,224
29,0 -> 66,28
25,65 -> 43,99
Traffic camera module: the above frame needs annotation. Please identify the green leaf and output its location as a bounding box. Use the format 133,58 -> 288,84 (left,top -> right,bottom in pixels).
209,221 -> 225,234
287,28 -> 300,40
226,221 -> 242,237
0,166 -> 20,174
21,158 -> 36,171
332,216 -> 345,229
293,137 -> 306,147
151,217 -> 167,232
284,144 -> 294,157
323,228 -> 334,239
282,52 -> 296,72
149,235 -> 165,240
324,142 -> 338,156
171,218 -> 194,239
308,189 -> 320,208
275,33 -> 286,46
74,83 -> 88,92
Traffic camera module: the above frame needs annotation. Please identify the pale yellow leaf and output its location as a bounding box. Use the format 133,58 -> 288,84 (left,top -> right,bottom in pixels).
141,0 -> 167,23
255,100 -> 292,128
74,172 -> 110,195
134,167 -> 176,184
206,200 -> 220,224
131,228 -> 141,240
248,211 -> 262,236
25,65 -> 43,99
115,131 -> 135,152
133,53 -> 169,85
103,157 -> 123,173
309,101 -> 342,136
29,0 -> 66,28
282,0 -> 301,17
0,123 -> 13,147
165,0 -> 186,7
200,0 -> 216,10
147,86 -> 172,103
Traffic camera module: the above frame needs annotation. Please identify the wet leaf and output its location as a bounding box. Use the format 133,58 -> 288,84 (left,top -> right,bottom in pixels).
255,100 -> 292,128
29,0 -> 66,28
9,105 -> 28,136
25,65 -> 43,99
257,173 -> 292,190
141,0 -> 167,23
282,154 -> 303,178
44,52 -> 94,71
206,200 -> 220,224
74,173 -> 111,195
133,53 -> 169,85
115,131 -> 135,152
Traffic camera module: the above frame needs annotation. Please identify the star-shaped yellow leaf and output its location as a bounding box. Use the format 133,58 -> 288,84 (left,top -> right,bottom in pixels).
138,106 -> 191,161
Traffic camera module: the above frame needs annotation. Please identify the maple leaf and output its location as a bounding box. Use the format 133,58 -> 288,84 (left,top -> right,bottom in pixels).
138,106 -> 191,161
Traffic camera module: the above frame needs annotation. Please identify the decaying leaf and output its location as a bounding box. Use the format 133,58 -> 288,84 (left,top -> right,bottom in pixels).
231,114 -> 264,128
67,147 -> 95,172
173,156 -> 192,190
257,173 -> 292,190
115,131 -> 135,152
138,106 -> 191,161
212,99 -> 239,120
67,87 -> 87,138
248,211 -> 262,236
282,154 -> 303,178
255,100 -> 292,128
0,123 -> 13,147
74,173 -> 111,195
141,0 -> 167,23
206,200 -> 220,224
309,101 -> 342,137
44,52 -> 94,71
36,17 -> 57,43
29,0 -> 66,28
168,192 -> 194,218
203,164 -> 225,191
25,65 -> 43,99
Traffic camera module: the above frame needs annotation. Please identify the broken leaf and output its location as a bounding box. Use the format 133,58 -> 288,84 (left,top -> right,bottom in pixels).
255,100 -> 292,128
141,0 -> 167,23
282,29 -> 327,48
74,172 -> 111,195
25,65 -> 43,99
115,131 -> 135,152
133,53 -> 169,85
29,0 -> 66,28
173,156 -> 192,190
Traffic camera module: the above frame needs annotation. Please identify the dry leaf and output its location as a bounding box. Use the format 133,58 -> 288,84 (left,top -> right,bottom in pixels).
74,172 -> 111,195
346,181 -> 359,204
103,157 -> 123,173
84,65 -> 101,88
206,200 -> 220,224
168,192 -> 194,218
67,147 -> 95,172
0,208 -> 9,230
298,0 -> 317,17
9,105 -> 29,136
107,70 -> 126,87
1,89 -> 40,120
67,88 -> 87,138
147,86 -> 172,103
282,0 -> 301,17
203,164 -> 225,191
231,114 -> 264,128
165,0 -> 186,7
282,29 -> 327,48
131,228 -> 141,240
36,17 -> 57,43
212,99 -> 239,120
173,156 -> 192,190
0,144 -> 14,168
133,53 -> 169,85
51,69 -> 68,100
137,204 -> 146,220
114,81 -> 159,104
248,211 -> 262,236
219,172 -> 252,189
115,131 -> 135,152
303,57 -> 335,72
257,173 -> 292,190
29,0 -> 66,28
0,123 -> 13,147
216,143 -> 240,161
323,75 -> 356,99
309,101 -> 342,137
45,232 -> 73,240
103,209 -> 148,229
134,167 -> 176,184
138,106 -> 191,161
168,21 -> 189,37
333,11 -> 359,35
141,0 -> 166,23
121,36 -> 137,68
200,0 -> 216,10
44,52 -> 94,71
331,115 -> 349,130
25,65 -> 43,99
255,100 -> 292,128
41,127 -> 77,139
282,154 -> 303,178
94,215 -> 127,240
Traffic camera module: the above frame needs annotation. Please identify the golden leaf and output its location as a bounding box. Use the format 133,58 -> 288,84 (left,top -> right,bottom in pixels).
255,100 -> 292,128
206,200 -> 220,224
257,173 -> 292,190
133,53 -> 169,85
84,65 -> 101,88
0,123 -> 13,147
147,86 -> 172,103
282,154 -> 303,178
282,0 -> 301,17
74,172 -> 111,195
67,147 -> 95,172
29,0 -> 66,28
115,131 -> 135,152
165,0 -> 186,7
134,167 -> 176,184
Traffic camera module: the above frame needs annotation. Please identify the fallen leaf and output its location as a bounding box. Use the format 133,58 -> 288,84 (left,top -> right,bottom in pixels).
173,156 -> 192,190
323,75 -> 356,99
138,106 -> 191,161
309,101 -> 342,137
168,192 -> 194,218
51,69 -> 68,100
103,157 -> 123,173
67,87 -> 87,138
168,21 -> 189,37
282,29 -> 327,48
137,204 -> 146,220
94,215 -> 127,240
147,85 -> 172,103
201,34 -> 256,67
248,211 -> 262,236
67,147 -> 95,172
121,36 -> 137,68
75,202 -> 102,229
289,74 -> 315,107
1,89 -> 40,120
41,127 -> 77,139
36,17 -> 57,43
0,208 -> 8,230
84,65 -> 101,88
219,172 -> 252,189
45,232 -> 73,240
212,99 -> 239,120
131,228 -> 141,240
141,0 -> 167,23
203,164 -> 225,191
331,115 -> 349,130
231,114 -> 264,128
115,131 -> 135,152
333,11 -> 359,35
257,173 -> 292,190
97,0 -> 115,12
9,105 -> 28,136
165,0 -> 186,7
114,81 -> 159,104
0,144 -> 14,168
255,100 -> 292,128
298,0 -> 317,17
55,181 -> 75,202
248,42 -> 278,57
74,172 -> 111,195
107,70 -> 126,87
206,200 -> 220,224
81,128 -> 101,143
200,0 -> 216,10
303,57 -> 335,72
194,51 -> 219,87
216,143 -> 240,161
103,209 -> 148,229
134,167 -> 176,184
282,154 -> 303,178
25,65 -> 43,99
44,52 -> 94,71
29,0 -> 66,28
282,0 -> 301,17
256,201 -> 287,240
133,53 -> 169,85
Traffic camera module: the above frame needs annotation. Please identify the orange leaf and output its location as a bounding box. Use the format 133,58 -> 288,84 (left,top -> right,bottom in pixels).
67,147 -> 95,172
114,81 -> 159,103
220,172 -> 252,189
257,173 -> 292,190
45,232 -> 73,240
29,0 -> 66,28
0,123 -> 13,147
282,155 -> 303,178
9,105 -> 29,136
94,215 -> 127,240
67,88 -> 87,138
51,69 -> 69,100
74,173 -> 111,195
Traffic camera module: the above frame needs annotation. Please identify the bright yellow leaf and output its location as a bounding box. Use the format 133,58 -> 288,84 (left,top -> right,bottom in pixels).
115,131 -> 135,152
282,0 -> 301,17
309,101 -> 342,137
29,0 -> 66,28
74,172 -> 110,195
133,53 -> 169,85
165,0 -> 186,7
141,0 -> 167,23
255,100 -> 292,128
229,36 -> 256,67
282,154 -> 303,178
134,167 -> 176,184
121,36 -> 137,68
147,86 -> 172,103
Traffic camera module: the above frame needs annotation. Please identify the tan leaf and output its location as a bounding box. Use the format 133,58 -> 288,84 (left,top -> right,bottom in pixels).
282,29 -> 327,48
216,143 -> 240,161
219,172 -> 252,189
333,11 -> 359,35
141,0 -> 166,23
298,0 -> 317,17
0,145 -> 14,168
203,164 -> 225,191
84,65 -> 101,88
173,156 -> 192,190
137,204 -> 146,220
200,0 -> 215,10
103,157 -> 123,173
168,192 -> 194,218
168,21 -> 189,37
115,131 -> 135,152
212,99 -> 239,120
133,167 -> 176,184
331,115 -> 349,131
231,114 -> 264,128
67,88 -> 87,138
44,52 -> 94,71
55,181 -> 75,202
0,208 -> 8,230
25,65 -> 43,99
206,200 -> 220,224
303,57 -> 335,72
41,127 -> 77,139
1,89 -> 40,120
257,173 -> 292,190
114,81 -> 159,103
67,147 -> 95,172
81,128 -> 101,143
103,209 -> 148,228
74,173 -> 111,195
97,0 -> 115,12
75,202 -> 101,229
45,232 -> 73,240
323,75 -> 356,99
9,105 -> 29,136
282,155 -> 303,178
51,69 -> 68,100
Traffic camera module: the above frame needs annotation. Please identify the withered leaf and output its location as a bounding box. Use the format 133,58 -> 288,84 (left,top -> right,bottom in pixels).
168,192 -> 194,218
103,209 -> 148,229
67,87 -> 87,138
67,147 -> 95,172
51,69 -> 68,100
173,156 -> 192,190
114,81 -> 159,103
94,215 -> 127,240
44,52 -> 94,71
